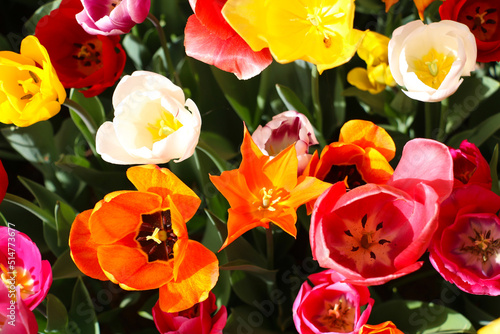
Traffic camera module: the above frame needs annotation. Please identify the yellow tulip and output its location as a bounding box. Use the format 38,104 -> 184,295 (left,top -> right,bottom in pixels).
478,317 -> 500,334
221,0 -> 365,73
0,36 -> 66,127
347,31 -> 395,94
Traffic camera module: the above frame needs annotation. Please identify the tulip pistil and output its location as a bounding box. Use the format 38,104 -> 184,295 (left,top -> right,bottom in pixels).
147,110 -> 183,143
317,297 -> 355,332
137,210 -> 178,262
464,6 -> 497,41
257,188 -> 281,212
412,48 -> 456,89
0,264 -> 35,301
460,227 -> 500,263
17,71 -> 41,102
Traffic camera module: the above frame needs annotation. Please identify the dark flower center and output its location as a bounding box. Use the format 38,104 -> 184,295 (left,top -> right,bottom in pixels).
136,210 -> 178,262
460,227 -> 500,263
72,40 -> 103,75
460,4 -> 498,41
324,164 -> 366,189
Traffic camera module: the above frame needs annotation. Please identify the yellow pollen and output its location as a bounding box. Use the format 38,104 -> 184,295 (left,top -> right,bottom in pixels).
1,264 -> 35,301
147,110 -> 183,143
412,48 -> 456,89
258,188 -> 281,212
146,227 -> 167,244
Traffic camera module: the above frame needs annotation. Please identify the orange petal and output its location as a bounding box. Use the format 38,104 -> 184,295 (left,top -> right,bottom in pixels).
239,125 -> 271,193
338,120 -> 396,161
414,0 -> 438,20
69,210 -> 108,281
382,0 -> 400,12
362,147 -> 394,183
89,191 -> 163,245
209,169 -> 256,209
313,143 -> 365,179
263,142 -> 298,191
220,208 -> 269,250
126,165 -> 201,221
268,209 -> 297,238
283,176 -> 332,209
168,197 -> 189,281
158,240 -> 219,313
302,149 -> 319,177
97,245 -> 174,290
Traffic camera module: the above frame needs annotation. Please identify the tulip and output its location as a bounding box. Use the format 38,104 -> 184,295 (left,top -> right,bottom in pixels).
429,185 -> 500,295
96,71 -> 202,165
76,0 -> 151,36
152,292 -> 227,334
0,227 -> 52,310
388,20 -> 477,102
292,270 -> 374,334
252,111 -> 318,175
0,36 -> 66,127
449,140 -> 492,190
311,138 -> 454,285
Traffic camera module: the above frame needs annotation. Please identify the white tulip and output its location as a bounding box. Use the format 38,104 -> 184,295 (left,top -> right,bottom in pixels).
96,71 -> 202,165
388,20 -> 477,102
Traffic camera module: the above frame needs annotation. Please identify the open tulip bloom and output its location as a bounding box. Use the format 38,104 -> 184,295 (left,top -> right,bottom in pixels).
311,138 -> 454,285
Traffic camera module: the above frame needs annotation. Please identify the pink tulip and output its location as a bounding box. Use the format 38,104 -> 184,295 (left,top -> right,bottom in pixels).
449,140 -> 492,190
310,139 -> 454,285
0,288 -> 38,333
429,185 -> 500,295
152,292 -> 227,334
293,270 -> 374,334
252,111 -> 318,175
76,0 -> 151,36
0,227 -> 52,310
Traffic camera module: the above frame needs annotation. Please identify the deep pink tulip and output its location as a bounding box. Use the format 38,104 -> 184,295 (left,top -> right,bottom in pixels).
310,139 -> 454,285
152,292 -> 227,334
0,288 -> 38,333
292,270 -> 374,334
76,0 -> 150,35
429,185 -> 500,295
449,140 -> 492,190
184,0 -> 272,79
0,227 -> 52,310
252,111 -> 318,175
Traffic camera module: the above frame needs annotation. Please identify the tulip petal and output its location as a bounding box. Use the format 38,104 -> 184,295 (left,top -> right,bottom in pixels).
158,240 -> 219,313
69,209 -> 108,281
89,191 -> 163,244
97,245 -> 174,290
389,138 -> 453,202
126,165 -> 201,221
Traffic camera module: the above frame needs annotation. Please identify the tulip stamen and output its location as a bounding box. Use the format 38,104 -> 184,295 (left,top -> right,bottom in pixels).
460,227 -> 500,263
412,48 -> 456,89
317,297 -> 355,332
137,210 -> 178,262
464,6 -> 497,41
1,265 -> 35,301
257,188 -> 281,212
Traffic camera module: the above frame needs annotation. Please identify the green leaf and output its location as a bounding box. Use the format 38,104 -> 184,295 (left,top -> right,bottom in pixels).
3,193 -> 56,228
137,293 -> 159,320
489,144 -> 500,196
18,176 -> 76,226
68,277 -> 100,334
275,84 -> 313,121
199,131 -> 238,161
447,112 -> 500,148
45,294 -> 69,334
23,0 -> 62,35
44,222 -> 67,257
221,259 -> 277,282
51,249 -> 82,280
231,270 -> 270,307
122,34 -> 151,70
342,87 -> 386,116
369,300 -> 477,334
68,89 -> 106,154
211,67 -> 259,129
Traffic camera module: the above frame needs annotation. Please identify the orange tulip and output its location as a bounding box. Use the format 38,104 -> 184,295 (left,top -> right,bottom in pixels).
303,120 -> 395,213
69,165 -> 219,313
359,321 -> 404,333
209,126 -> 332,250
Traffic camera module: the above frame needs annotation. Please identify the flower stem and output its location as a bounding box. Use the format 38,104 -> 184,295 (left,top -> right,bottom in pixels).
437,99 -> 449,142
424,102 -> 440,139
63,98 -> 97,136
311,66 -> 322,134
147,13 -> 181,87
267,223 -> 274,269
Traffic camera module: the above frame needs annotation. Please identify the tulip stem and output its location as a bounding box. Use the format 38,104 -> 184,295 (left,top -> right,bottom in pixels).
311,66 -> 322,134
63,98 -> 97,136
424,102 -> 440,139
267,223 -> 274,269
147,13 -> 181,87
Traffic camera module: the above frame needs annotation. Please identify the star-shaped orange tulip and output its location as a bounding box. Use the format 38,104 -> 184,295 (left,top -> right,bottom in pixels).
210,126 -> 332,250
